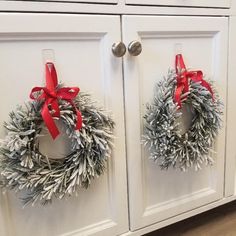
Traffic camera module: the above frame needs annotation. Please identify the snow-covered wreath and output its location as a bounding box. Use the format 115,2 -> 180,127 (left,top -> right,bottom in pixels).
0,63 -> 114,205
143,54 -> 222,171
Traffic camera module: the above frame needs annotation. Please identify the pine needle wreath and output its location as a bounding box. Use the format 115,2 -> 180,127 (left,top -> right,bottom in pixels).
0,92 -> 114,206
143,69 -> 223,171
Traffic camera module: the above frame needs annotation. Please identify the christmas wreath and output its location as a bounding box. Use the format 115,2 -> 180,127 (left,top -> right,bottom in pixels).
0,63 -> 114,205
143,54 -> 222,171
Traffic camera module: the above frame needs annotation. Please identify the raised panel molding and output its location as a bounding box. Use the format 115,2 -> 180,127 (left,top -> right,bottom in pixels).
143,188 -> 216,217
62,220 -> 117,236
138,29 -> 225,225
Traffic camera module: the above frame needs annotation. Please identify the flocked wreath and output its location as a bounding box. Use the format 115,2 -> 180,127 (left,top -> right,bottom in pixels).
143,54 -> 223,171
0,63 -> 114,205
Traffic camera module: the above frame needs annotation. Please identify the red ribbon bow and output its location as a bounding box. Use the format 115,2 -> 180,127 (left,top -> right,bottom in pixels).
30,62 -> 82,139
174,54 -> 214,108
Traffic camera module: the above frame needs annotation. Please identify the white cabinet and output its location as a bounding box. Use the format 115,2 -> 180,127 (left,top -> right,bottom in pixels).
0,13 -> 128,236
122,15 -> 228,230
0,10 -> 232,236
125,0 -> 230,8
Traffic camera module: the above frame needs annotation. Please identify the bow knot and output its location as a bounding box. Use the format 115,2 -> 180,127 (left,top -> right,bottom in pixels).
174,54 -> 214,108
42,88 -> 58,99
30,62 -> 82,139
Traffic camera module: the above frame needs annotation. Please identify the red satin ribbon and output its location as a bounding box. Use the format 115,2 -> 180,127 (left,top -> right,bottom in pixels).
30,62 -> 82,139
174,54 -> 214,108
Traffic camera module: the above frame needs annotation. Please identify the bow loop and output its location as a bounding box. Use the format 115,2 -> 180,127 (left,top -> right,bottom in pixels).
30,63 -> 82,139
57,87 -> 80,100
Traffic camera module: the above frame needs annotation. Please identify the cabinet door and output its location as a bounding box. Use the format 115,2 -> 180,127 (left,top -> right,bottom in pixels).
125,0 -> 230,8
225,16 -> 236,197
0,13 -> 128,236
123,16 -> 228,230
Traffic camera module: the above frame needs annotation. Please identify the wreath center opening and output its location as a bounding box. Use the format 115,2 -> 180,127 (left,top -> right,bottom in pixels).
176,103 -> 196,136
37,120 -> 72,160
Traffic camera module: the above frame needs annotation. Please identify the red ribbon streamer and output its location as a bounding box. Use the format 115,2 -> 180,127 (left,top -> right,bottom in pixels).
174,54 -> 214,108
30,62 -> 82,139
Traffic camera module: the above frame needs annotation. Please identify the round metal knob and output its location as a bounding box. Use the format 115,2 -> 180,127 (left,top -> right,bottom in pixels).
128,41 -> 142,56
112,42 -> 126,57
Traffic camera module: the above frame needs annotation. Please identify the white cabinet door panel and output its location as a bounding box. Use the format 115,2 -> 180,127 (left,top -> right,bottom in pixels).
123,16 -> 228,230
125,0 -> 230,8
0,13 -> 128,236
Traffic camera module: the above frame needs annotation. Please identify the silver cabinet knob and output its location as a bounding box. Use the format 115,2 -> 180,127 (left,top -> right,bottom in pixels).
128,41 -> 142,56
112,42 -> 126,57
